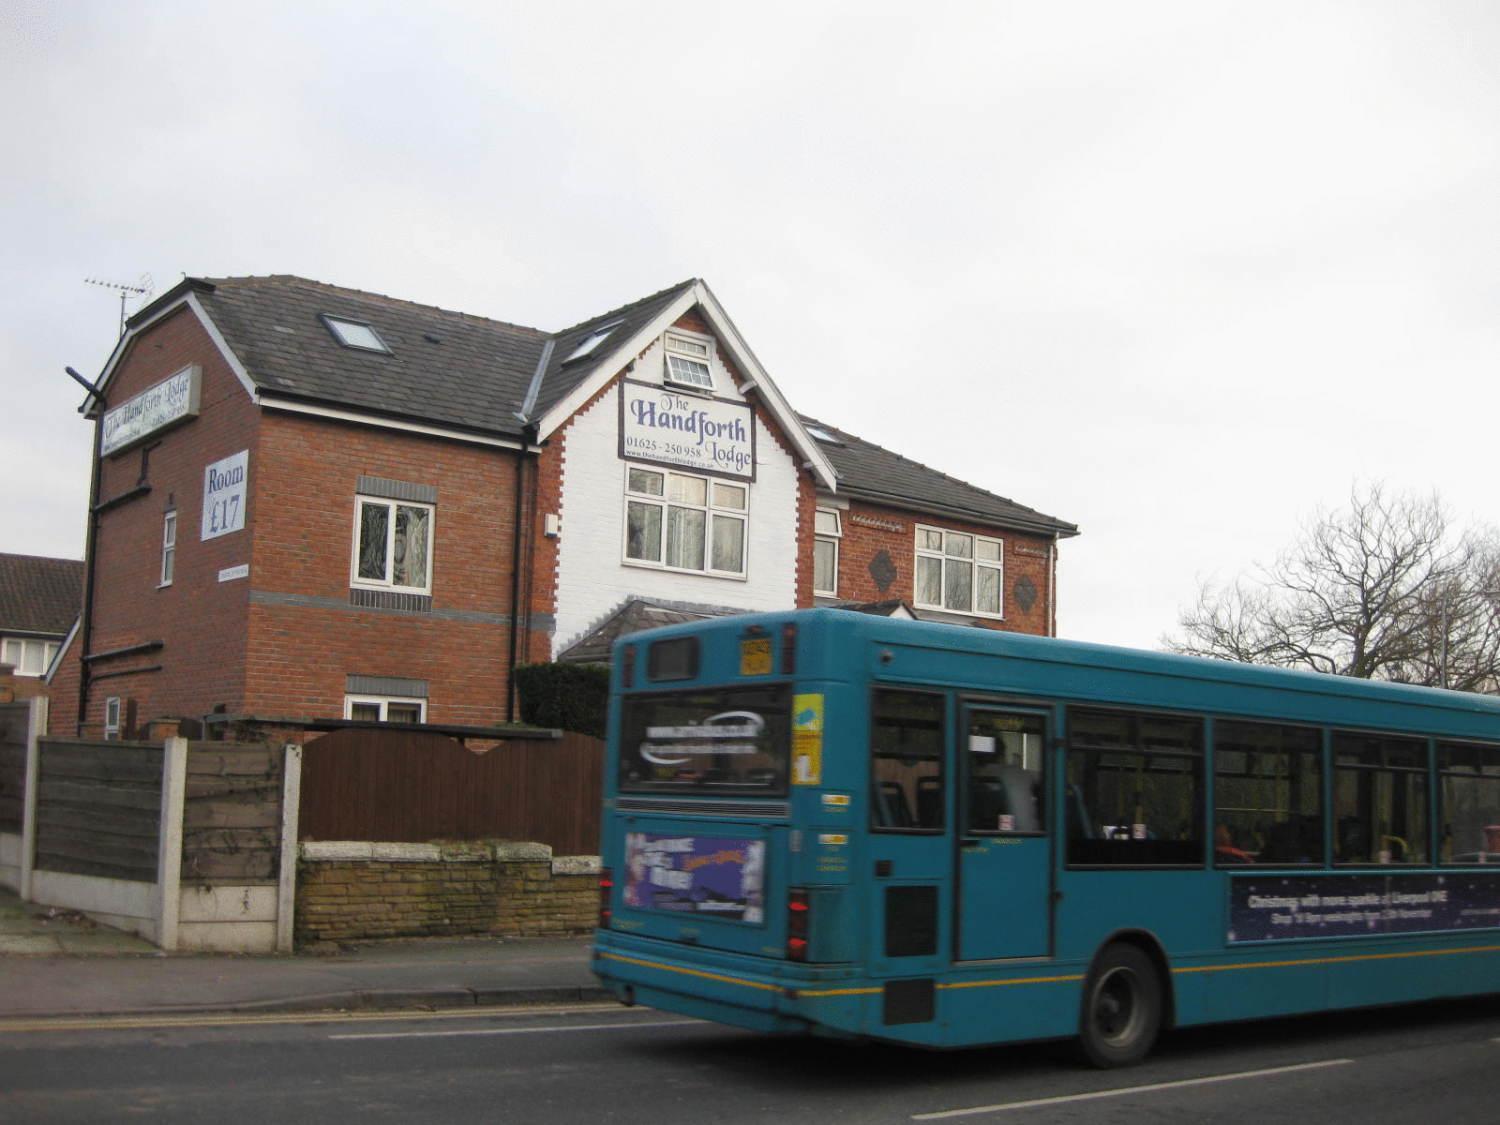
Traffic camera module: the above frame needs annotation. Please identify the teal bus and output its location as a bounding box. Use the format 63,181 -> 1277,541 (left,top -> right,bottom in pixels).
591,609 -> 1500,1065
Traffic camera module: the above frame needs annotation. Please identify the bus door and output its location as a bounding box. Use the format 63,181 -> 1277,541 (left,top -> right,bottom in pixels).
955,705 -> 1051,961
867,689 -> 951,978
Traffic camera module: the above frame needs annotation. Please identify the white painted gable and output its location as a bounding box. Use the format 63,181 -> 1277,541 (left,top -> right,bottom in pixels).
550,328 -> 800,657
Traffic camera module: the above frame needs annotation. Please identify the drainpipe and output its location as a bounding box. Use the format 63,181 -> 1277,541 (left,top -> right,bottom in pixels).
506,422 -> 540,722
65,366 -> 105,736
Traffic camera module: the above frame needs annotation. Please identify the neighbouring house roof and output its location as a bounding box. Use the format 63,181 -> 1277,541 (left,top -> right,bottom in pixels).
0,553 -> 84,637
801,416 -> 1078,539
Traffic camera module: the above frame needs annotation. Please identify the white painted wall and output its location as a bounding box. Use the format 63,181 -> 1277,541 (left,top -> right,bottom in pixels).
177,883 -> 278,953
551,335 -> 801,656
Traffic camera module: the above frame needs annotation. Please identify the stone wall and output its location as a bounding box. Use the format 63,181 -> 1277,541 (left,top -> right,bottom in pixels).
296,841 -> 598,944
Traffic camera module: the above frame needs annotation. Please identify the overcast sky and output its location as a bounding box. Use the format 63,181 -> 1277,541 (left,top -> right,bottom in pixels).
4,2 -> 1498,649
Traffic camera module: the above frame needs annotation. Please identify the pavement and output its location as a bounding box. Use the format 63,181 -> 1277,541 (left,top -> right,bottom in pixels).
0,887 -> 605,1021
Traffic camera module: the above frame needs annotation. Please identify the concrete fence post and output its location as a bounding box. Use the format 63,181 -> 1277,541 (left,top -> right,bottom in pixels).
155,736 -> 189,952
18,695 -> 47,901
276,743 -> 303,953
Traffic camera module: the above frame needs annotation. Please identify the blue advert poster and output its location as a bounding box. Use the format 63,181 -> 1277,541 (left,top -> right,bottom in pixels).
1228,872 -> 1500,943
623,833 -> 766,923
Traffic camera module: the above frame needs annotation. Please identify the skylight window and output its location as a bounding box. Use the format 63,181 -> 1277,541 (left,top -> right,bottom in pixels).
322,315 -> 390,354
663,331 -> 714,391
564,321 -> 622,364
804,423 -> 843,445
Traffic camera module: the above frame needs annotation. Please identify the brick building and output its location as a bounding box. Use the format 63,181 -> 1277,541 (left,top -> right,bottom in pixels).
0,553 -> 82,679
52,275 -> 1076,736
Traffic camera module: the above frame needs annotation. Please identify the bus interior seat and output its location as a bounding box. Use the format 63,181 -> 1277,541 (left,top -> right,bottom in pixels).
1065,784 -> 1094,840
916,776 -> 943,827
876,781 -> 913,828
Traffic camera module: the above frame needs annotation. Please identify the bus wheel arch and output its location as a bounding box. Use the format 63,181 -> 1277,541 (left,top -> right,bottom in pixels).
1078,932 -> 1172,1068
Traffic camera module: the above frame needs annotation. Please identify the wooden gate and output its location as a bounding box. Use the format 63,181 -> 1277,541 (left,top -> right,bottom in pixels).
297,728 -> 604,855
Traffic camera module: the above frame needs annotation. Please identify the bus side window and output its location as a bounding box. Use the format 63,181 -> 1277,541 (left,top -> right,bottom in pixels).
871,690 -> 945,832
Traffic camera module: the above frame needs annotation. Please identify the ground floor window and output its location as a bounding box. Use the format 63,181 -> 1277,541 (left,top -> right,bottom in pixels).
914,525 -> 1002,617
345,695 -> 425,724
813,508 -> 841,596
1,636 -> 59,677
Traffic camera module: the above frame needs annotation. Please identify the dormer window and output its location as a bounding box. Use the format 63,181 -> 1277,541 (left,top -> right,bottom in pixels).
663,331 -> 714,391
564,321 -> 622,363
321,315 -> 390,354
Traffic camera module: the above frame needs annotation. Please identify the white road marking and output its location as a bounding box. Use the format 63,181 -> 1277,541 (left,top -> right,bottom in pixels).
330,1017 -> 700,1041
912,1058 -> 1354,1120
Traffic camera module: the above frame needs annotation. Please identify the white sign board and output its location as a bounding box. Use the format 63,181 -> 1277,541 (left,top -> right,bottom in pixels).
218,564 -> 250,583
619,379 -> 756,480
202,450 -> 248,540
101,365 -> 201,456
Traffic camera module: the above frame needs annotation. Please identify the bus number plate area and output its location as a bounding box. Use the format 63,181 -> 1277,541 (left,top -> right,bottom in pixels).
740,638 -> 772,676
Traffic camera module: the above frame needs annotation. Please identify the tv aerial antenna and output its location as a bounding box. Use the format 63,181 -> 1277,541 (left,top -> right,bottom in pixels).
85,275 -> 154,337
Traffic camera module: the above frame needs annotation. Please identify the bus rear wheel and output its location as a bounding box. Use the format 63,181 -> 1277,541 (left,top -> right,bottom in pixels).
1079,943 -> 1162,1068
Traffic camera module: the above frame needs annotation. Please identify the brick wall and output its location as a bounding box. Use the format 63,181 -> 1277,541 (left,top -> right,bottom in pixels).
826,498 -> 1058,635
246,411 -> 535,726
74,306 -> 259,736
295,842 -> 597,944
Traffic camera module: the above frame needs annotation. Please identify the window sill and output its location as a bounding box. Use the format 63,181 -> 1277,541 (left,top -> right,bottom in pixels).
622,558 -> 747,582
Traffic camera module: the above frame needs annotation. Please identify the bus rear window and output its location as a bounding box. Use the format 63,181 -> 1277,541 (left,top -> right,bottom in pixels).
619,685 -> 791,795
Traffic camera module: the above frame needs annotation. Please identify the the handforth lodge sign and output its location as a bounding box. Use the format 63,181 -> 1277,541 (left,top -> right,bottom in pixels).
101,365 -> 202,456
619,379 -> 755,481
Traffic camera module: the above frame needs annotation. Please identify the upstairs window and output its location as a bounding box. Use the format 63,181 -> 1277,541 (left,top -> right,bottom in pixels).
663,331 -> 714,391
915,525 -> 1003,618
813,508 -> 841,596
624,466 -> 746,576
322,314 -> 391,354
352,496 -> 434,594
564,321 -> 621,363
160,510 -> 177,587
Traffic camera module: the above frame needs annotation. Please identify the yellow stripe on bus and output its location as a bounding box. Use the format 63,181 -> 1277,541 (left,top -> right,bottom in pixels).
603,941 -> 1500,1000
1171,942 -> 1500,976
597,951 -> 782,993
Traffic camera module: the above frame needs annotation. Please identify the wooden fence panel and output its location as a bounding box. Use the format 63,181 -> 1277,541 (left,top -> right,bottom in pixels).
181,743 -> 283,883
298,730 -> 604,855
0,702 -> 28,834
34,740 -> 163,882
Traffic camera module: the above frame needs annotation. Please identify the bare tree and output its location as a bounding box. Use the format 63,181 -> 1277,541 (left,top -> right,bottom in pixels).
1167,485 -> 1500,691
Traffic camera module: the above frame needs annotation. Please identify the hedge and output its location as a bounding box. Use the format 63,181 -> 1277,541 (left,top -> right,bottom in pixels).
513,662 -> 610,737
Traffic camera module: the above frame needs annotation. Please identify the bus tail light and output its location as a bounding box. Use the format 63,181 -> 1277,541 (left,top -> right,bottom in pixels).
781,623 -> 798,675
598,867 -> 614,929
787,887 -> 810,961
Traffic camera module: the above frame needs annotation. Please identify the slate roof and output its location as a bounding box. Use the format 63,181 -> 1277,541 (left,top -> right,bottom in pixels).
0,553 -> 84,636
119,275 -> 1076,537
557,598 -> 742,664
801,416 -> 1078,538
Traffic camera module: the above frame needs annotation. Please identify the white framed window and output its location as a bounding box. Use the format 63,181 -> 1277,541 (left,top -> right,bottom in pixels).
321,314 -> 390,353
663,331 -> 715,391
813,507 -> 841,597
624,465 -> 746,576
104,696 -> 122,740
2,637 -> 59,678
160,510 -> 177,587
914,524 -> 1003,618
344,694 -> 426,724
351,496 -> 434,594
564,320 -> 622,363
